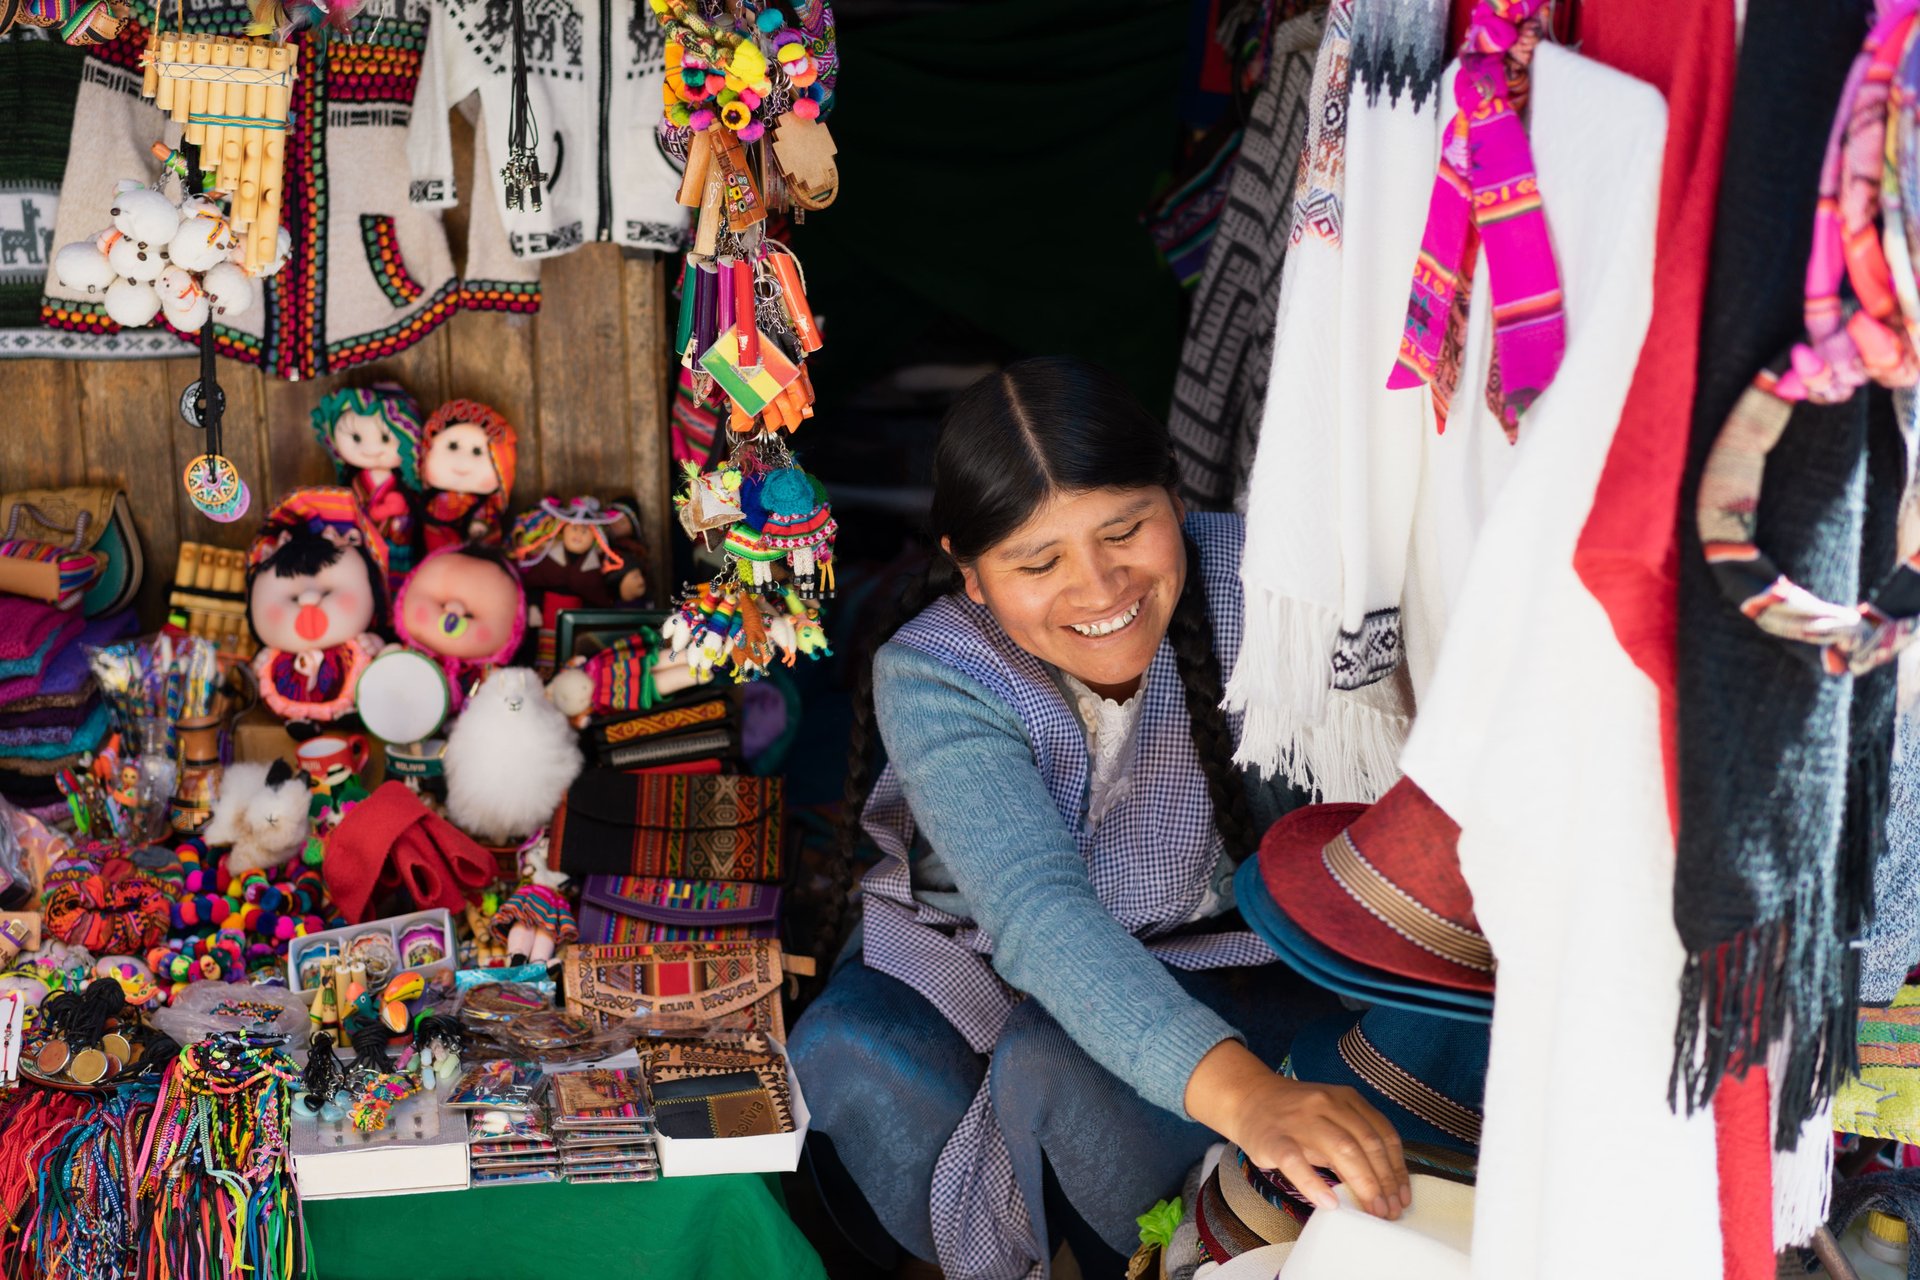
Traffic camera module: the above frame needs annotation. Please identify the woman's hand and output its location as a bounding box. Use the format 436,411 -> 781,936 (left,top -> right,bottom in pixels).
1185,1039 -> 1411,1220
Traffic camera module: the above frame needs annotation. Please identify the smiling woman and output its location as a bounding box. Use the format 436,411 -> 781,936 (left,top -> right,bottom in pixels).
789,358 -> 1409,1280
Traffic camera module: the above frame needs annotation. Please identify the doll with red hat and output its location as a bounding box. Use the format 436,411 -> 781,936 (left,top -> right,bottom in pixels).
418,399 -> 516,554
247,488 -> 389,725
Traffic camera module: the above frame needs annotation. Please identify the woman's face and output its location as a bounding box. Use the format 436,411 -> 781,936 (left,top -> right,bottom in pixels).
954,487 -> 1185,700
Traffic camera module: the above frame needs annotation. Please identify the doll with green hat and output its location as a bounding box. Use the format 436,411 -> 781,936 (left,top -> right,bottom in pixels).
312,383 -> 425,576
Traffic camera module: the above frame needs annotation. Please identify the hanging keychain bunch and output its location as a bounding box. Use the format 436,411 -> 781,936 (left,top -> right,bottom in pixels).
1697,0 -> 1920,676
653,0 -> 841,685
134,1031 -> 305,1280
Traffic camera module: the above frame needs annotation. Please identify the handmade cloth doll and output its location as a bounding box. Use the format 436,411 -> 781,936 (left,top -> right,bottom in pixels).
510,497 -> 649,670
418,400 -> 516,553
489,884 -> 576,965
312,384 -> 425,576
247,488 -> 389,725
393,545 -> 526,712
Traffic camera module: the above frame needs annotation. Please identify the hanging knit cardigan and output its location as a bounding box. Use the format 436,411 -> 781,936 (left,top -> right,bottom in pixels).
1672,0 -> 1885,1152
36,0 -> 539,377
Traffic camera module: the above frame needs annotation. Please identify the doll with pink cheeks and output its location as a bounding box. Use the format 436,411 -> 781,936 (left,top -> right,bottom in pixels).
247,488 -> 389,725
312,383 -> 424,576
419,400 -> 516,553
394,545 -> 526,711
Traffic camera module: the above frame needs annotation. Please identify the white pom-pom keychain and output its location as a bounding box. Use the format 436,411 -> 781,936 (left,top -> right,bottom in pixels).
168,197 -> 236,272
158,265 -> 211,332
200,261 -> 255,318
104,277 -> 161,327
54,241 -> 116,295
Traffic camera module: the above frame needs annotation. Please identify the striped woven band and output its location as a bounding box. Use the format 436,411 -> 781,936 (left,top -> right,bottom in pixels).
1321,831 -> 1494,973
1337,1024 -> 1482,1147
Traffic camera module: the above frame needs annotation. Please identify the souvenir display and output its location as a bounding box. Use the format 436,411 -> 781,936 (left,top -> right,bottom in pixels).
245,488 -> 390,725
311,384 -> 426,577
649,0 -> 841,689
418,400 -> 517,553
392,545 -> 526,711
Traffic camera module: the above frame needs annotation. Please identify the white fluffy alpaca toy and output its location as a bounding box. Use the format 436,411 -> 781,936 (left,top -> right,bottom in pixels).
444,667 -> 583,844
205,760 -> 312,874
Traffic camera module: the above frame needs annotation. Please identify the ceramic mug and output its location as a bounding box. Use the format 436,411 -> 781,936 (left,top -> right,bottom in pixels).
295,733 -> 369,781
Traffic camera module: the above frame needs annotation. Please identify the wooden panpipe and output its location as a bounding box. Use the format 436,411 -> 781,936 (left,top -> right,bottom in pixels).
143,35 -> 297,273
168,541 -> 257,660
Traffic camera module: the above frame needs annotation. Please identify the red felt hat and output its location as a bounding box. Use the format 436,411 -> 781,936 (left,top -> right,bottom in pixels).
1258,778 -> 1493,994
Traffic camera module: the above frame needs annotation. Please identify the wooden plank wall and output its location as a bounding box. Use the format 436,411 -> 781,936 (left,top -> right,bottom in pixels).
0,123 -> 673,627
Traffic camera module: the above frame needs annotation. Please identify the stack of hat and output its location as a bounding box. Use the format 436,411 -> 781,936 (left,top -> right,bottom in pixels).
0,599 -> 135,822
1235,778 -> 1494,1023
1161,1005 -> 1489,1278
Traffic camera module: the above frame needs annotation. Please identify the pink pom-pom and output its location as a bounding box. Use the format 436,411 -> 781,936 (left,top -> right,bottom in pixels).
739,88 -> 761,109
689,108 -> 717,131
793,97 -> 821,120
739,121 -> 765,142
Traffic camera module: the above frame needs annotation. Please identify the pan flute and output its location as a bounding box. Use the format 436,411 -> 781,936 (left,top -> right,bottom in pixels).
143,35 -> 298,273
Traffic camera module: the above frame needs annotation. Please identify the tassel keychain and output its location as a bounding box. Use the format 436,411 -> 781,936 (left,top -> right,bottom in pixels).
500,0 -> 546,211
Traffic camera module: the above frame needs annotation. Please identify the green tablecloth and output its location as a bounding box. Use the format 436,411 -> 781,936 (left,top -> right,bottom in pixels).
305,1174 -> 828,1280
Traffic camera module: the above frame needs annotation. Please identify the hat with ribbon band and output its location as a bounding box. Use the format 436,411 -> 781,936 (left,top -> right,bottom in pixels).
1234,857 -> 1492,1024
1256,779 -> 1493,994
1285,1006 -> 1490,1158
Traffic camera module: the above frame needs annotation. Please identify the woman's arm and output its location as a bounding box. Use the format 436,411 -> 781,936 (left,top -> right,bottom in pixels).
874,645 -> 1409,1217
875,644 -> 1234,1113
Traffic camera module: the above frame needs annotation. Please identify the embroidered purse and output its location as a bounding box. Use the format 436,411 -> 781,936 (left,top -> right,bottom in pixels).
562,939 -> 790,1040
548,771 -> 784,881
577,875 -> 781,943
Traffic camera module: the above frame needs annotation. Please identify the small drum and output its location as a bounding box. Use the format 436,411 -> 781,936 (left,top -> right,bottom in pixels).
355,649 -> 452,745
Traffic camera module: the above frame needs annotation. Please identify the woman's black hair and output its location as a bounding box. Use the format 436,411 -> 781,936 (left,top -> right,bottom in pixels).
837,356 -> 1257,880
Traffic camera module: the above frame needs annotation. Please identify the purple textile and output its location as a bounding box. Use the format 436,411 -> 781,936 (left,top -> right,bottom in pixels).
0,609 -> 135,704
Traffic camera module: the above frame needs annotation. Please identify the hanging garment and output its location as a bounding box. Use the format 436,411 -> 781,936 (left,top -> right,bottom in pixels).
1394,43 -> 1727,1280
0,30 -> 85,358
1166,7 -> 1325,509
407,0 -> 686,259
860,513 -> 1275,1280
35,0 -> 540,376
1224,0 -> 1445,802
1672,0 -> 1882,1156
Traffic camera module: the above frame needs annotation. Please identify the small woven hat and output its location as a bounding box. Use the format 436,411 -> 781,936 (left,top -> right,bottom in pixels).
1256,778 -> 1493,994
1286,1007 -> 1489,1157
1195,1163 -> 1268,1265
1216,1145 -> 1314,1245
1234,858 -> 1491,1023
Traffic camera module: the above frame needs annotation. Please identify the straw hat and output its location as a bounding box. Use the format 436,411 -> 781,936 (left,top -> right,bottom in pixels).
1281,1174 -> 1474,1280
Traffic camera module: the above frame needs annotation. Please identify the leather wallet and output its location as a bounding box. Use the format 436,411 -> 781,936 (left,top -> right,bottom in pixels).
652,1070 -> 784,1140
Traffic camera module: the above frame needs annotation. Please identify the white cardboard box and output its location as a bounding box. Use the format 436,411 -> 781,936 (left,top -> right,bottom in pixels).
653,1038 -> 809,1178
291,1084 -> 472,1200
